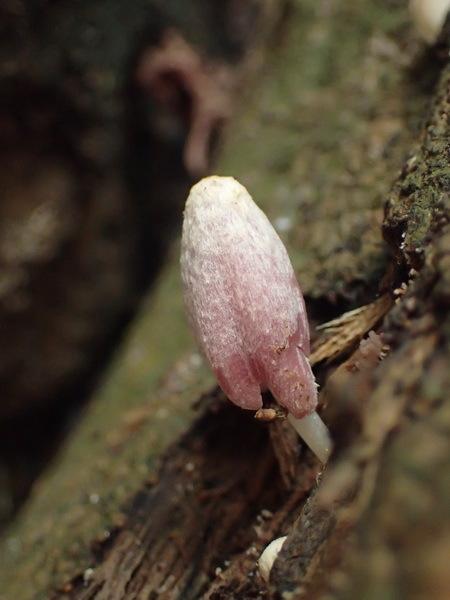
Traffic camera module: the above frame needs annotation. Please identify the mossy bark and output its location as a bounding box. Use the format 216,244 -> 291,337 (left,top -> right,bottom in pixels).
0,1 -> 449,599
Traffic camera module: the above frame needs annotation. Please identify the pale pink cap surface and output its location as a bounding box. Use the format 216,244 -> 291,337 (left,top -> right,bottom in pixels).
181,176 -> 317,419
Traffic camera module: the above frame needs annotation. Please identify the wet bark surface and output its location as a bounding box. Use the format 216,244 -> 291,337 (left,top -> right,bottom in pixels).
0,2 -> 449,599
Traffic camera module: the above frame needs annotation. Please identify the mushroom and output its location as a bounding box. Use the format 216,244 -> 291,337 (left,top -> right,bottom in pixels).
409,0 -> 450,44
180,176 -> 332,463
258,536 -> 287,583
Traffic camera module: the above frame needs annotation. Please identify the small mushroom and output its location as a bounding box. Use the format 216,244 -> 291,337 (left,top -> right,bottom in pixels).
258,536 -> 287,583
409,0 -> 450,44
180,176 -> 332,463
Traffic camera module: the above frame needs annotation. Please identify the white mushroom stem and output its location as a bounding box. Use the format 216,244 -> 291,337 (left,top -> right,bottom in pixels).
288,410 -> 332,464
410,0 -> 450,44
258,536 -> 287,583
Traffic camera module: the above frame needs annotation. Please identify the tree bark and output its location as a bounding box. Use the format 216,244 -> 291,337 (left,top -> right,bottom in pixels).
0,2 -> 449,600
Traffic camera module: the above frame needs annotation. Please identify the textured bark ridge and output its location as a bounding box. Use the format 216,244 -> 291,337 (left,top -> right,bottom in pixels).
53,397 -> 315,600
270,51 -> 450,600
1,2 -> 449,600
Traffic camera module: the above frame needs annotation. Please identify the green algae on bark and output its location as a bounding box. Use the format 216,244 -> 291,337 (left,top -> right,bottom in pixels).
219,1 -> 435,305
384,63 -> 450,267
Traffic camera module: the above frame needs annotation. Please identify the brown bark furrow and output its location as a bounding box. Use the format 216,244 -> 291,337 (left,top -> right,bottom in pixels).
55,398 -> 304,599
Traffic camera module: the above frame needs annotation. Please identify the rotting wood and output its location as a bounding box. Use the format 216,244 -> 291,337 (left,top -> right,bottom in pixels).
268,55 -> 450,599
2,4 -> 449,600
53,397 -> 319,599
